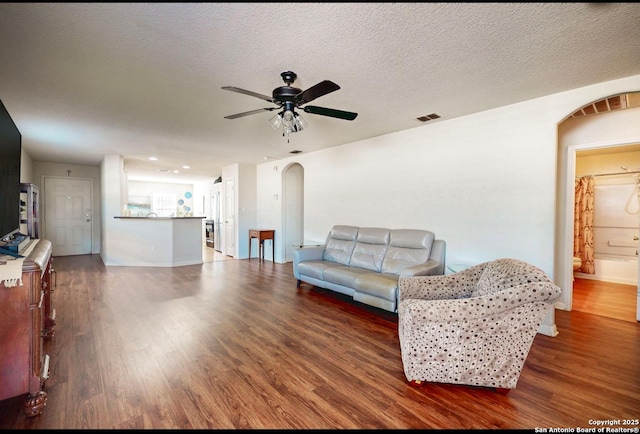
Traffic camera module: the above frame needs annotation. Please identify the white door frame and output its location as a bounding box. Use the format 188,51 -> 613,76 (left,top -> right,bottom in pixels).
42,176 -> 93,255
562,139 -> 640,321
224,177 -> 235,257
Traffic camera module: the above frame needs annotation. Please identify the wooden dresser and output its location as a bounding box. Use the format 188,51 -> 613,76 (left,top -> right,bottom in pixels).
0,239 -> 55,417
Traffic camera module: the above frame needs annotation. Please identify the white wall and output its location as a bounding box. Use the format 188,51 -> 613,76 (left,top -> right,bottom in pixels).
100,154 -> 126,265
191,181 -> 208,217
19,147 -> 33,183
259,97 -> 561,272
221,163 -> 257,259
258,75 -> 640,282
237,163 -> 257,259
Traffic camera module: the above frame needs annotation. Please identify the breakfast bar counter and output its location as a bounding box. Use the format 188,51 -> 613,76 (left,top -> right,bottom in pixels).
111,216 -> 204,267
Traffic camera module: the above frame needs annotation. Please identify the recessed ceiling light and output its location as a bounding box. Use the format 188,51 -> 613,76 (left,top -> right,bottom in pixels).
182,165 -> 190,169
149,157 -> 158,161
173,170 -> 179,173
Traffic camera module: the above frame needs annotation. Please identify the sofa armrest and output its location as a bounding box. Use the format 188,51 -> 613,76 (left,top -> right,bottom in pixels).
293,246 -> 325,263
399,259 -> 442,277
429,239 -> 446,275
399,281 -> 561,322
293,246 -> 325,279
398,263 -> 488,301
399,274 -> 473,301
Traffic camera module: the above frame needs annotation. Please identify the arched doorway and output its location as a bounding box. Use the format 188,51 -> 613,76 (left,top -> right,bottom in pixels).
282,163 -> 304,262
558,92 -> 640,322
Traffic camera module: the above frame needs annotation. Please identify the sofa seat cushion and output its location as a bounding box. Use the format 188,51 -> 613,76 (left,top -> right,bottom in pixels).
297,260 -> 343,280
323,266 -> 373,288
354,273 -> 400,301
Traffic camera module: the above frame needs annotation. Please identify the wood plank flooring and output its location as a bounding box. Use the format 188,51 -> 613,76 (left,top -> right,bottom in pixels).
572,277 -> 637,322
202,244 -> 232,263
0,255 -> 638,429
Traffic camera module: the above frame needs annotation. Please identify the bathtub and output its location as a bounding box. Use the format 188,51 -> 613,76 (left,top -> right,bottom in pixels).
574,253 -> 638,285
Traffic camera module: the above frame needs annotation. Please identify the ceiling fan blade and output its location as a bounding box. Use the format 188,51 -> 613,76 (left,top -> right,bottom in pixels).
295,80 -> 340,105
222,86 -> 274,103
303,105 -> 358,121
224,107 -> 277,119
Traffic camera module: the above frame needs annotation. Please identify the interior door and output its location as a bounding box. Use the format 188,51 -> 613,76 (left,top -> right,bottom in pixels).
44,177 -> 92,256
210,183 -> 222,223
224,178 -> 235,257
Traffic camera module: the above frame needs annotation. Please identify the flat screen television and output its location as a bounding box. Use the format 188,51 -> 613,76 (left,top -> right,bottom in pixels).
0,98 -> 22,242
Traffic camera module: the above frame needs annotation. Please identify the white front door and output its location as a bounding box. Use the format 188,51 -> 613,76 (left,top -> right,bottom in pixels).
224,178 -> 235,257
44,177 -> 92,256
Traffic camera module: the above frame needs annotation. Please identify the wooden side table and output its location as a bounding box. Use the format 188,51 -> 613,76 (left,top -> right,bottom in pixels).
249,229 -> 275,261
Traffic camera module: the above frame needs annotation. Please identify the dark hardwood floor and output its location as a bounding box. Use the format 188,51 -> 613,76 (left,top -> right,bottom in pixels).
0,255 -> 638,429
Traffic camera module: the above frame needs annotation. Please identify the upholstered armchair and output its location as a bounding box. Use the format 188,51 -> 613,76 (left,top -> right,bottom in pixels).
397,258 -> 561,391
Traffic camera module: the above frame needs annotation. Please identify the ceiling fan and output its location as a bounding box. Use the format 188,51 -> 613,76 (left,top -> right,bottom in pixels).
222,71 -> 358,138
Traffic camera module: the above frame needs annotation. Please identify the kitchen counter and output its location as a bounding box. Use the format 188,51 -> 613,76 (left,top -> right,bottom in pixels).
114,216 -> 204,219
109,216 -> 204,267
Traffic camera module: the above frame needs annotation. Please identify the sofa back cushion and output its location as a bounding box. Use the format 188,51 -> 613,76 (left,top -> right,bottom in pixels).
323,225 -> 359,265
349,228 -> 390,272
473,258 -> 553,297
381,229 -> 434,274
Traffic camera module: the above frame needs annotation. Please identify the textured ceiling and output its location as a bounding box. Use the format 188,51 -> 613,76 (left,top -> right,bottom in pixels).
0,3 -> 639,184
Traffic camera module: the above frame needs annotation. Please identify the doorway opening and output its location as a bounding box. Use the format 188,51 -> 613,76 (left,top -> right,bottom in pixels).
561,92 -> 640,323
282,163 -> 304,263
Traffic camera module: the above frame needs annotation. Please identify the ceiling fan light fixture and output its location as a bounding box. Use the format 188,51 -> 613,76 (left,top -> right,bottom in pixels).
279,109 -> 306,136
292,112 -> 307,132
282,109 -> 295,132
268,112 -> 283,131
283,109 -> 295,123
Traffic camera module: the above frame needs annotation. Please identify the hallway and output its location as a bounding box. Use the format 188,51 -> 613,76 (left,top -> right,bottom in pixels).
202,242 -> 233,263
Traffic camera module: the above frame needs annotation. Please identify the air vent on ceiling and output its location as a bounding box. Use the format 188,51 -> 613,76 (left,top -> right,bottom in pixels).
417,113 -> 441,122
290,150 -> 303,154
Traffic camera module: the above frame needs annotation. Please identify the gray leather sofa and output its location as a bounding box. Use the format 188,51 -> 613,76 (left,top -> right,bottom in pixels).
293,225 -> 446,312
